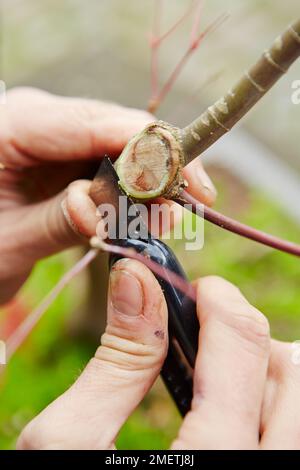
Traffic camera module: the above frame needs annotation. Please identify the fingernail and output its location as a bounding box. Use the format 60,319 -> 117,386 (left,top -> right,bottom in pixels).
110,267 -> 144,317
196,166 -> 217,197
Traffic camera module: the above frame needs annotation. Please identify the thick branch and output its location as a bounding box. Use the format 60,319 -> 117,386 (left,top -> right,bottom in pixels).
116,19 -> 300,201
182,19 -> 300,163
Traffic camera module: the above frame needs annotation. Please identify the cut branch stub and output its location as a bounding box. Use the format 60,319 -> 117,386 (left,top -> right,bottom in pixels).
115,121 -> 186,199
115,19 -> 300,202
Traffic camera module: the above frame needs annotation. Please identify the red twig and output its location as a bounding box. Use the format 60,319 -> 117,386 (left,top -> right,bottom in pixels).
157,0 -> 196,45
148,6 -> 228,113
91,238 -> 197,302
150,0 -> 162,99
148,0 -> 202,112
178,190 -> 300,258
4,237 -> 197,363
189,0 -> 205,46
154,13 -> 228,111
6,249 -> 98,360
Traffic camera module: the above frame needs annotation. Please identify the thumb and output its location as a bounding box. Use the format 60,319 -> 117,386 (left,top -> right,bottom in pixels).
17,259 -> 168,450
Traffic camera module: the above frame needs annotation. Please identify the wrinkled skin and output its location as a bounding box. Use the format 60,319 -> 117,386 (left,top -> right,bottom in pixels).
2,88 -> 298,450
17,264 -> 300,450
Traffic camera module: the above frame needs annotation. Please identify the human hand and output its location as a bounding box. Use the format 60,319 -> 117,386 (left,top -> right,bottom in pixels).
0,88 -> 216,303
17,261 -> 300,450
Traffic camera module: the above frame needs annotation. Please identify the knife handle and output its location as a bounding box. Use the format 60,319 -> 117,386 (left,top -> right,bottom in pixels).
109,237 -> 199,416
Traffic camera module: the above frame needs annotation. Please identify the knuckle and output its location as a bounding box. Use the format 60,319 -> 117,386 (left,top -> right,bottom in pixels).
225,304 -> 270,350
199,276 -> 270,350
200,275 -> 234,294
197,275 -> 241,310
67,179 -> 86,193
94,331 -> 167,372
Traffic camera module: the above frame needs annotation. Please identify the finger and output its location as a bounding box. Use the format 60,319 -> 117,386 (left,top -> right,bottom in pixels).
64,179 -> 99,238
3,87 -> 154,167
183,158 -> 217,207
172,276 -> 270,450
17,259 -> 168,450
0,180 -> 98,284
261,340 -> 300,449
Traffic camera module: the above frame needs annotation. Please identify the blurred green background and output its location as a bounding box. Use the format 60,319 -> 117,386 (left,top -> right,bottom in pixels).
0,0 -> 299,450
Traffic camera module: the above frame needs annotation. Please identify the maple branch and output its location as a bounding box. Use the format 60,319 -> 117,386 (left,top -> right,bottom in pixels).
157,0 -> 195,45
150,0 -> 162,99
189,0 -> 205,45
148,0 -> 214,113
148,8 -> 228,113
117,19 -> 300,201
182,18 -> 300,163
150,13 -> 227,113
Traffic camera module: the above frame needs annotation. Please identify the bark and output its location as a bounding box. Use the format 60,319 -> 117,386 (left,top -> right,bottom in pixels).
182,19 -> 300,163
116,20 -> 300,200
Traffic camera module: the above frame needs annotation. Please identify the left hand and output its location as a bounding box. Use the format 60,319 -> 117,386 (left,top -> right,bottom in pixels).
0,87 -> 216,304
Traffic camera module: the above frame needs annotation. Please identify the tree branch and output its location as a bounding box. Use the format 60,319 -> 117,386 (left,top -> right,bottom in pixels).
116,20 -> 300,200
182,19 -> 300,163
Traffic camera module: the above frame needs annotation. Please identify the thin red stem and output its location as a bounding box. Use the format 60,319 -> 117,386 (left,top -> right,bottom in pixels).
92,239 -> 197,303
189,0 -> 204,46
190,12 -> 228,50
178,190 -> 300,258
158,0 -> 196,45
148,0 -> 199,112
6,249 -> 98,360
4,236 -> 198,363
150,0 -> 162,98
150,12 -> 228,113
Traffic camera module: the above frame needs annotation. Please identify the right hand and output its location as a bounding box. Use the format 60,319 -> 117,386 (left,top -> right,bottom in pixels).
17,261 -> 300,450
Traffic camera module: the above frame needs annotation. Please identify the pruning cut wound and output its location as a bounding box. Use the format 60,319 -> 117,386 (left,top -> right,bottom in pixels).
115,121 -> 186,200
